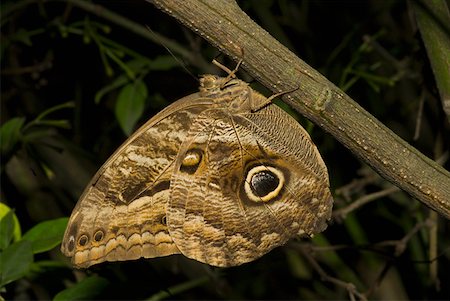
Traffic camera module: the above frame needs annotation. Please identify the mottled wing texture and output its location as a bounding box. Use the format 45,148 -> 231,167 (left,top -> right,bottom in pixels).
61,74 -> 333,269
168,92 -> 332,267
61,94 -> 214,268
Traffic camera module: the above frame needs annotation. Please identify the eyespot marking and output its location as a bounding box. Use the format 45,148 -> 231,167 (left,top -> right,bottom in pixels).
244,165 -> 285,202
78,234 -> 89,247
180,149 -> 203,174
94,230 -> 104,242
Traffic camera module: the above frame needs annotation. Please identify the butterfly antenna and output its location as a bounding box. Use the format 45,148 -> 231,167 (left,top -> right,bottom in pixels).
212,48 -> 245,87
145,25 -> 198,82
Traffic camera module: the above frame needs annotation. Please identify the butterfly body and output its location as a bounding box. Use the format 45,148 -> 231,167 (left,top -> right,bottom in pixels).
61,74 -> 333,268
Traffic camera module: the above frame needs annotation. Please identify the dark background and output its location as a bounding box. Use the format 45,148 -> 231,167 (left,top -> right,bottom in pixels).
1,0 -> 449,300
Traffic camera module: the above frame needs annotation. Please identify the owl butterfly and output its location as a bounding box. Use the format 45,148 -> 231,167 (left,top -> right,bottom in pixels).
61,59 -> 333,268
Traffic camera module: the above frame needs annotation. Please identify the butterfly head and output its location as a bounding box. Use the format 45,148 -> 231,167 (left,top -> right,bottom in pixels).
199,75 -> 245,96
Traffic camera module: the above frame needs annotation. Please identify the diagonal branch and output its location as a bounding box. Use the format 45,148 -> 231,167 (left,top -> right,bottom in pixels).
148,0 -> 450,219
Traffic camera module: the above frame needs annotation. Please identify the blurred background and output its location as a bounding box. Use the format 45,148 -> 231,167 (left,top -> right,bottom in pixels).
1,0 -> 449,300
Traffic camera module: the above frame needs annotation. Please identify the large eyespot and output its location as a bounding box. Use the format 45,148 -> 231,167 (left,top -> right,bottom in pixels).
180,149 -> 203,174
244,165 -> 285,202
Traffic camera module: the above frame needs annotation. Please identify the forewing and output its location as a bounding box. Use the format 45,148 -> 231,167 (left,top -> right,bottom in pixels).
61,94 -> 213,268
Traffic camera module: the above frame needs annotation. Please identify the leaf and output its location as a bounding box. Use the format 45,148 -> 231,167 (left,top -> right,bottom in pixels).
123,56 -> 178,72
22,218 -> 68,254
0,240 -> 33,288
0,117 -> 25,155
95,55 -> 178,105
147,55 -> 179,71
21,127 -> 55,144
0,210 -> 14,251
115,80 -> 148,136
95,58 -> 151,104
28,119 -> 71,129
0,204 -> 21,243
53,275 -> 109,301
95,74 -> 130,104
13,28 -> 33,46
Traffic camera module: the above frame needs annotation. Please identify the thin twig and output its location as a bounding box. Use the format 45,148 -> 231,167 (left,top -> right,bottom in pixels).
428,210 -> 440,290
362,35 -> 407,73
333,186 -> 400,222
1,53 -> 53,75
298,244 -> 367,301
335,172 -> 379,202
364,219 -> 432,298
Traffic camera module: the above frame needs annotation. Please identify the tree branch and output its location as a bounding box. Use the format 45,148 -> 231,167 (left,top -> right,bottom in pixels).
148,0 -> 450,219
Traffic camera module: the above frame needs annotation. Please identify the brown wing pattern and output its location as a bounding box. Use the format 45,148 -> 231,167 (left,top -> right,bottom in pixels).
61,75 -> 333,269
61,98 -> 212,268
168,99 -> 332,267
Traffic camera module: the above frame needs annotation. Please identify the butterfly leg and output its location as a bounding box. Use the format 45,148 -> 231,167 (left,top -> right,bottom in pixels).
250,85 -> 299,113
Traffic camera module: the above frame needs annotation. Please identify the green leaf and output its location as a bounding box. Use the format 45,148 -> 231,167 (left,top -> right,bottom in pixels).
28,119 -> 71,129
95,74 -> 130,104
95,58 -> 150,104
53,275 -> 109,301
0,240 -> 33,287
0,210 -> 14,251
115,80 -> 148,136
147,55 -> 179,71
13,28 -> 33,46
21,127 -> 55,144
0,117 -> 25,154
0,204 -> 21,243
22,218 -> 68,254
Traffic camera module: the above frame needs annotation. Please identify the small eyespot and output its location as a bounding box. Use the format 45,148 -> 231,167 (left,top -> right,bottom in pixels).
94,230 -> 104,242
244,165 -> 285,202
180,149 -> 203,174
161,215 -> 167,226
78,234 -> 89,247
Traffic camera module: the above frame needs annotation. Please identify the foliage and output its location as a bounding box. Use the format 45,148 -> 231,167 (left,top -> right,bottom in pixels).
0,204 -> 67,289
1,0 -> 449,300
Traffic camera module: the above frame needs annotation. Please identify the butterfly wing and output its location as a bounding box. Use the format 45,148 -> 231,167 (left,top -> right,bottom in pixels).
61,94 -> 215,268
61,74 -> 332,269
168,100 -> 333,267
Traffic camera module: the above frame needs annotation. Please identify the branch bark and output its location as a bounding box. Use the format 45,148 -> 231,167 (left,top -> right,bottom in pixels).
148,0 -> 450,219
